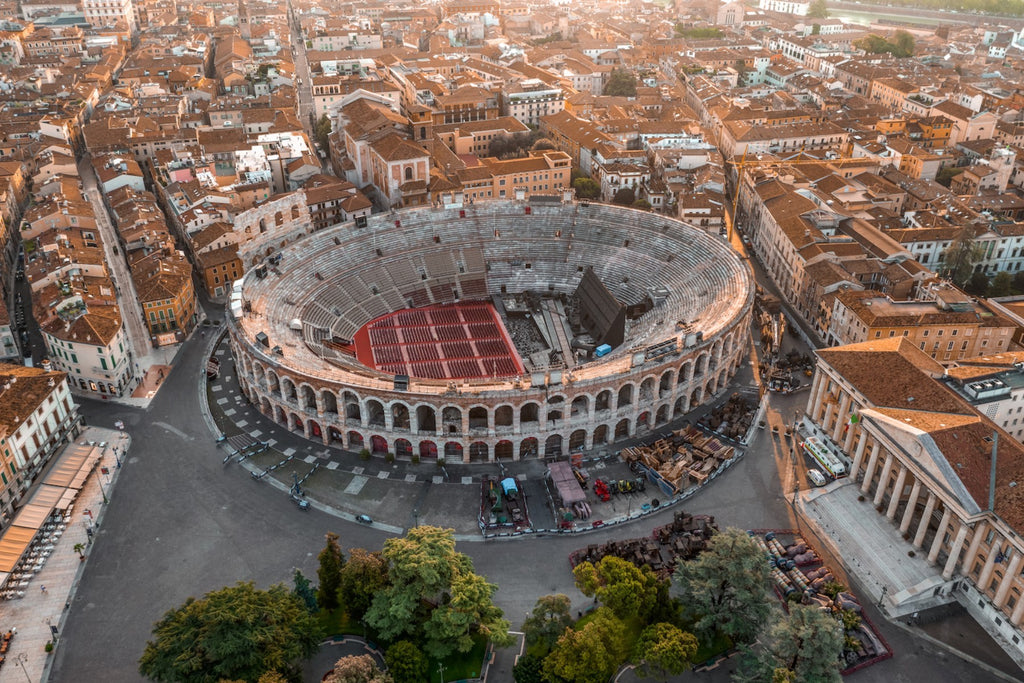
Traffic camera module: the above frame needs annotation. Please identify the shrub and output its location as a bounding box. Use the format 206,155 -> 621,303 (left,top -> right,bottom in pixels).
385,452 -> 395,463
45,642 -> 53,653
822,581 -> 846,599
411,454 -> 420,464
359,448 -> 371,461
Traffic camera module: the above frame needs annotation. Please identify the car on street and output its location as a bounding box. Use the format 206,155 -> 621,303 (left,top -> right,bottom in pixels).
355,514 -> 372,524
807,468 -> 827,487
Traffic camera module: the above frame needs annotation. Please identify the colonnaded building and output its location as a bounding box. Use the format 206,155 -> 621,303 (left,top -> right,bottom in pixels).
226,198 -> 753,462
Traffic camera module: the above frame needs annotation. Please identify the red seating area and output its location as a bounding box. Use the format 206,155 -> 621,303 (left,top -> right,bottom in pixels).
353,301 -> 525,380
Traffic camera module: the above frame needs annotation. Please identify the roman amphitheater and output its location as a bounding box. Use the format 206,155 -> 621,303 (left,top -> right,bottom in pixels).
227,198 -> 754,462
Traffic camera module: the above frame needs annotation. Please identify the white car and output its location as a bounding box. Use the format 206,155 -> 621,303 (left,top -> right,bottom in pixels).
807,468 -> 827,487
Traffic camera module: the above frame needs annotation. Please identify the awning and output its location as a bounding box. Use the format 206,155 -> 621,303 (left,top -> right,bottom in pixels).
0,526 -> 37,573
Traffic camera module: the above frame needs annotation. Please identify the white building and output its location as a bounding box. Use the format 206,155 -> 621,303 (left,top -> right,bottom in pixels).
41,303 -> 134,398
501,79 -> 565,127
0,364 -> 81,525
81,0 -> 138,33
758,0 -> 810,15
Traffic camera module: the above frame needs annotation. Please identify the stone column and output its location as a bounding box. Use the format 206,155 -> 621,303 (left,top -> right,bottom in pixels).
851,433 -> 869,481
928,507 -> 952,564
943,524 -> 969,580
843,416 -> 858,453
994,555 -> 1023,609
873,451 -> 895,507
963,521 -> 989,579
886,466 -> 908,521
979,538 -> 1003,590
807,371 -> 825,419
832,393 -> 851,442
900,478 -> 922,534
1012,588 -> 1024,626
914,493 -> 937,549
861,442 -> 881,494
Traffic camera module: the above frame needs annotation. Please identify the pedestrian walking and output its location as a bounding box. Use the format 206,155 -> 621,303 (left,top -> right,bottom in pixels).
40,585 -> 46,593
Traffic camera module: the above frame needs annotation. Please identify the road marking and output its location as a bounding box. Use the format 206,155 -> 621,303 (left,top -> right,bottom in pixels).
284,447 -> 296,456
250,430 -> 262,437
211,385 -> 223,392
433,476 -> 444,484
216,398 -> 229,405
462,476 -> 473,485
377,471 -> 390,480
304,455 -> 316,463
404,474 -> 417,483
352,466 -> 364,474
236,420 -> 248,427
326,461 -> 339,470
154,422 -> 193,441
224,409 -> 236,416
344,475 -> 368,494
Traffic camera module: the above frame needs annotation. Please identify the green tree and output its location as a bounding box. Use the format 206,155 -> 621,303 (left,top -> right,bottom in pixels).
633,622 -> 698,678
512,653 -> 545,683
604,68 -> 637,97
139,582 -> 322,683
323,655 -> 392,683
384,641 -> 428,683
317,532 -> 346,611
940,227 -> 985,286
522,594 -> 573,654
256,674 -> 289,683
314,114 -> 332,150
990,271 -> 1013,298
612,187 -> 635,206
893,30 -> 915,57
339,548 -> 389,621
365,526 -> 511,659
807,0 -> 828,18
966,271 -> 991,296
673,528 -> 772,646
543,608 -> 628,683
572,177 -> 601,199
632,199 -> 652,210
935,165 -> 965,187
734,604 -> 843,683
292,568 -> 318,613
573,556 -> 662,620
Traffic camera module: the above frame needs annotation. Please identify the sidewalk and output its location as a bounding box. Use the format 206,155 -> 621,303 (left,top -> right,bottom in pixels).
0,427 -> 128,683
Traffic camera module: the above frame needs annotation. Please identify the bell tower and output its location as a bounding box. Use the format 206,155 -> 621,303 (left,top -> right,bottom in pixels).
238,0 -> 250,40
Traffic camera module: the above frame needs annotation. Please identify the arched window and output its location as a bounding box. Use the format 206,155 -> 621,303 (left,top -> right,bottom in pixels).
405,166 -> 413,181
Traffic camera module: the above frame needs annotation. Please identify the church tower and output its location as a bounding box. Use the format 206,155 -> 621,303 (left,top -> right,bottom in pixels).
238,0 -> 251,40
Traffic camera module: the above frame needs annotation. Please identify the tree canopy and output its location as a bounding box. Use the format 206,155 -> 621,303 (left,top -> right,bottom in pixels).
139,582 -> 322,683
573,556 -> 662,620
633,622 -> 698,678
673,528 -> 773,645
323,655 -> 392,683
384,641 -> 428,683
317,532 -> 346,611
365,526 -> 511,659
734,604 -> 844,683
941,227 -> 986,286
855,31 -> 914,57
807,0 -> 829,18
542,608 -> 628,683
314,114 -> 332,150
522,594 -> 574,654
292,569 -> 317,613
339,548 -> 389,621
604,69 -> 637,97
571,177 -> 601,200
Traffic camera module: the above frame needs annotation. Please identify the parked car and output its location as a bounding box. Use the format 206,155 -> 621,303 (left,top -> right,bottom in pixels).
807,469 -> 827,487
355,514 -> 372,524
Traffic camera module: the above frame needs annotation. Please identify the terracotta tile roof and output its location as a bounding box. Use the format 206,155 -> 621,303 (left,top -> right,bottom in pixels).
0,365 -> 67,434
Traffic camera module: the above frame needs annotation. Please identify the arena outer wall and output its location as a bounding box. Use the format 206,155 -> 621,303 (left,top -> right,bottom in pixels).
227,199 -> 754,462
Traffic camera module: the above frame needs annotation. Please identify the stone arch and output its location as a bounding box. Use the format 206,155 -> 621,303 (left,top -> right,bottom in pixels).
469,441 -> 488,462
639,377 -> 656,402
321,389 -> 338,416
343,391 -> 361,422
678,361 -> 691,385
275,210 -> 284,227
468,406 -> 488,430
495,440 -> 514,459
570,395 -> 590,418
260,396 -> 272,417
617,384 -> 634,408
394,438 -> 412,458
674,396 -> 687,417
569,429 -> 587,451
546,395 -> 564,425
308,419 -> 322,439
593,424 -> 609,445
328,425 -> 344,446
655,404 -> 670,425
636,413 -> 649,433
416,405 -> 437,433
370,435 -> 388,454
544,434 -> 563,458
419,440 -> 438,459
444,441 -> 463,460
520,437 -> 538,458
254,362 -> 266,388
281,376 -> 297,404
690,386 -> 703,406
520,402 -> 540,425
595,390 -> 612,412
291,205 -> 300,220
659,370 -> 674,398
266,369 -> 280,395
391,402 -> 411,430
348,431 -> 364,449
442,406 -> 462,434
299,383 -> 315,410
614,418 -> 630,439
366,399 -> 386,427
272,404 -> 285,425
696,353 -> 708,377
494,405 -> 514,427
290,412 -> 304,432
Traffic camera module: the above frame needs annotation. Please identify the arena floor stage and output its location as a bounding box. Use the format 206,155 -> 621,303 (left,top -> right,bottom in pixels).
352,301 -> 525,380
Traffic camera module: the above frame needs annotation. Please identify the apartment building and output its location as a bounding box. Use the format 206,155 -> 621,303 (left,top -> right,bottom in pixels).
500,79 -> 565,127
0,365 -> 81,525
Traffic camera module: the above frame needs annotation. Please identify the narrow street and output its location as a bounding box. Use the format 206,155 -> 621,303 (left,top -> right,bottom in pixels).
77,155 -> 151,367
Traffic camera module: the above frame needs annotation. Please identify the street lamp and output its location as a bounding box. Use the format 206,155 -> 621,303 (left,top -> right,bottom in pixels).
438,662 -> 446,683
15,653 -> 31,683
95,466 -> 108,505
